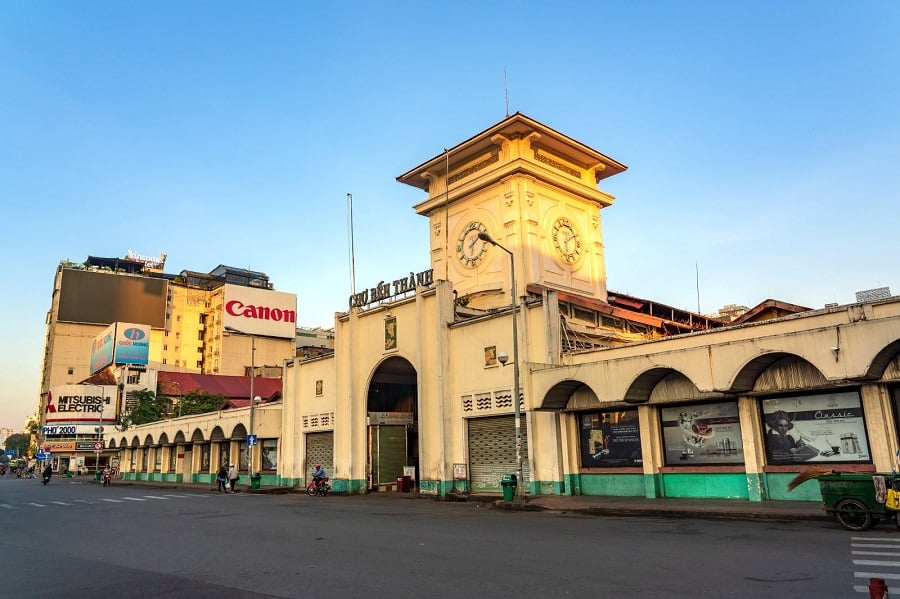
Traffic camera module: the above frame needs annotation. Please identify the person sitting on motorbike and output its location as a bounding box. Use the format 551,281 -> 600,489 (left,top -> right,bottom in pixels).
102,465 -> 112,483
312,464 -> 326,488
42,464 -> 52,481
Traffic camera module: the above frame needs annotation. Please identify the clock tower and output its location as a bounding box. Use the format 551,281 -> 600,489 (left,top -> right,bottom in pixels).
397,113 -> 626,310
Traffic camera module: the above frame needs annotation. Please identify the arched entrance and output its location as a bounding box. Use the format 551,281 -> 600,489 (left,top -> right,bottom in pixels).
366,356 -> 418,491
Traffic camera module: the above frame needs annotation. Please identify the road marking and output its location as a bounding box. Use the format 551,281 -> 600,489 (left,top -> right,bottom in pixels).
27,503 -> 45,508
852,550 -> 900,557
852,537 -> 900,541
122,497 -> 147,502
163,494 -> 191,498
854,572 -> 900,580
142,495 -> 169,500
50,501 -> 71,506
852,543 -> 900,549
853,560 -> 900,567
0,504 -> 14,509
100,498 -> 123,503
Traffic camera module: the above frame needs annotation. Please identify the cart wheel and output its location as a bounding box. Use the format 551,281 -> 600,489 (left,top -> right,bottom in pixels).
835,499 -> 874,531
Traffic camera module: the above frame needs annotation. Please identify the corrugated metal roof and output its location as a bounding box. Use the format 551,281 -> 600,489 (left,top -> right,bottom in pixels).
157,371 -> 282,402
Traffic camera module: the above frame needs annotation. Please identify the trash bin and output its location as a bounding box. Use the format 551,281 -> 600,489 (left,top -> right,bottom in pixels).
250,473 -> 262,490
65,470 -> 72,478
501,473 -> 517,501
95,471 -> 102,481
397,475 -> 412,492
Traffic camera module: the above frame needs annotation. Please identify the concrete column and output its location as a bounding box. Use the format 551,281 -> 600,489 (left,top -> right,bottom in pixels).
737,396 -> 767,501
861,383 -> 897,471
638,403 -> 663,498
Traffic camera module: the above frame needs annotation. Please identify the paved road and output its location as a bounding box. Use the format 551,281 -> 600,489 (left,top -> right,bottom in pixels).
0,475 -> 895,597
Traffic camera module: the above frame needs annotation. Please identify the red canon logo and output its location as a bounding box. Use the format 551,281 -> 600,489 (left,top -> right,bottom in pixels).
225,300 -> 296,323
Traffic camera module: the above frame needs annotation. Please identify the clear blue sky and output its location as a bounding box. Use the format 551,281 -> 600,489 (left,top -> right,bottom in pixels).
2,2 -> 898,430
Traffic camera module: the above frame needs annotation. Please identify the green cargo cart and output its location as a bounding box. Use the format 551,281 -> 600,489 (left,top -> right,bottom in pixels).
816,473 -> 900,531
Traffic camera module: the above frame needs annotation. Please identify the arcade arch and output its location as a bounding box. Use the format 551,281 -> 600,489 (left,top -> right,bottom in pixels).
366,356 -> 418,490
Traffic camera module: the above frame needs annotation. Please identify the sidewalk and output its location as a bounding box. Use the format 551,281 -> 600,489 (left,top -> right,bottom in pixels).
106,477 -> 828,523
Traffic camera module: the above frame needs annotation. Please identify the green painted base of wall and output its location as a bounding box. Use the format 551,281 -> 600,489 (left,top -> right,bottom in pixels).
330,478 -> 367,494
577,474 -> 645,497
661,473 -> 749,499
765,472 -> 822,501
534,480 -> 565,495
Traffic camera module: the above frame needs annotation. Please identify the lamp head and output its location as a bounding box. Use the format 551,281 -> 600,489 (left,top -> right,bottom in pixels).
497,351 -> 509,365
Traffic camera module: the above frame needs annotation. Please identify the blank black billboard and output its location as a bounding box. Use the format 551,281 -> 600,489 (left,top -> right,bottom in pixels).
57,269 -> 167,328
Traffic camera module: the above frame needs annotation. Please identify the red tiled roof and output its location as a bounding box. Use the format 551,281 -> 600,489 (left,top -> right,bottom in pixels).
157,371 -> 282,403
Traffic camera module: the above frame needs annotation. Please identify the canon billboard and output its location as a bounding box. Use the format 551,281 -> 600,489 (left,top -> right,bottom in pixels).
221,284 -> 297,339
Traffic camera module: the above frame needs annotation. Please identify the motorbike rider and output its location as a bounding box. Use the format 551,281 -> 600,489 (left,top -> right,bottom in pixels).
102,465 -> 112,485
42,463 -> 52,483
312,464 -> 326,489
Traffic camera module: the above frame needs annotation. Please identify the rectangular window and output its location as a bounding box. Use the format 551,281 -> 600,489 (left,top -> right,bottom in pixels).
660,401 -> 744,466
761,391 -> 870,465
154,447 -> 162,472
579,410 -> 642,467
261,439 -> 278,471
168,447 -> 176,472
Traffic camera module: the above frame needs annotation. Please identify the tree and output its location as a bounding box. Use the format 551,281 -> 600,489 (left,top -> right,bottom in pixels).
119,389 -> 168,430
176,389 -> 227,417
3,433 -> 30,456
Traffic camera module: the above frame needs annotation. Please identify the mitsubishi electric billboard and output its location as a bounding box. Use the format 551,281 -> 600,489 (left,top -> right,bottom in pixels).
45,384 -> 117,424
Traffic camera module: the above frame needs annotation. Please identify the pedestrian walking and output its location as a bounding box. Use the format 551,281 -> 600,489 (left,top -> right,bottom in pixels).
217,464 -> 228,493
228,463 -> 238,493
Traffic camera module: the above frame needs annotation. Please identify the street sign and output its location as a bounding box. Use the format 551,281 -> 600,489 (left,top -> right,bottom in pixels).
246,434 -> 258,447
93,441 -> 103,451
5,450 -> 15,457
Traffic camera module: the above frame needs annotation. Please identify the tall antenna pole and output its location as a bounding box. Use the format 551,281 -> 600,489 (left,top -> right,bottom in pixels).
504,68 -> 510,117
695,262 -> 701,314
348,193 -> 357,297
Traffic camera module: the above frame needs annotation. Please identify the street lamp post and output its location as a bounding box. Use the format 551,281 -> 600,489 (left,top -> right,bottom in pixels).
94,384 -> 105,476
224,326 -> 257,482
477,231 -> 523,499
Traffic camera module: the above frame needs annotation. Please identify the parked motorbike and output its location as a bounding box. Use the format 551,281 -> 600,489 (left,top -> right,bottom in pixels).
307,476 -> 331,497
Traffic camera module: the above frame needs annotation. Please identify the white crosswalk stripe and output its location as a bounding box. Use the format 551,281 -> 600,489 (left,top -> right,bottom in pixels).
27,503 -> 45,507
849,535 -> 900,593
100,498 -> 123,503
122,497 -> 146,501
142,495 -> 169,500
50,501 -> 71,506
0,504 -> 14,509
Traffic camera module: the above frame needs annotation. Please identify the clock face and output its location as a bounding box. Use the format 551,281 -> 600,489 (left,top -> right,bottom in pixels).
457,221 -> 489,268
551,217 -> 582,264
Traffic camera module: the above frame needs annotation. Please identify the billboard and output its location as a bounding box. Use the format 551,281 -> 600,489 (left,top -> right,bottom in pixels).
221,284 -> 296,339
58,269 -> 167,328
89,322 -> 150,373
114,323 -> 151,365
45,384 -> 117,424
90,323 -> 116,374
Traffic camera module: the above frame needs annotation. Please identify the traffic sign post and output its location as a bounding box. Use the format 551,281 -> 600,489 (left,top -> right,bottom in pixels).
246,434 -> 258,447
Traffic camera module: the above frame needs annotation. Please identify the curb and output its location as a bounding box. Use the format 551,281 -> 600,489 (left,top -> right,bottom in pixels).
493,499 -> 829,522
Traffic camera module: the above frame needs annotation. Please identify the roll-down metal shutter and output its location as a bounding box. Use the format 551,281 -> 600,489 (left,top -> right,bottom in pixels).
468,416 -> 530,492
305,432 -> 334,483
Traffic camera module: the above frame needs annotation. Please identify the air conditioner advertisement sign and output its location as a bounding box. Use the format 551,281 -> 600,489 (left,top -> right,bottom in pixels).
90,323 -> 116,374
45,385 -> 117,424
113,322 -> 150,365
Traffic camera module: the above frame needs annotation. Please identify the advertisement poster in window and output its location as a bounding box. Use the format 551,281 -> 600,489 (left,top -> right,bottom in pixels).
579,410 -> 642,467
762,391 -> 869,464
660,402 -> 744,465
